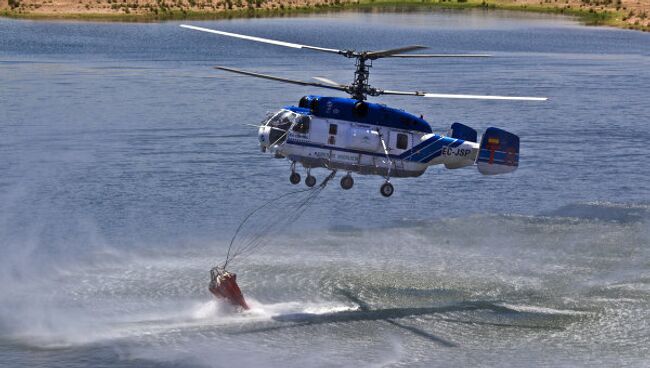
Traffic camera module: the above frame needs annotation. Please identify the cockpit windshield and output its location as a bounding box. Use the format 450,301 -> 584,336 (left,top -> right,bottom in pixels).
263,110 -> 311,134
263,110 -> 293,130
263,110 -> 310,146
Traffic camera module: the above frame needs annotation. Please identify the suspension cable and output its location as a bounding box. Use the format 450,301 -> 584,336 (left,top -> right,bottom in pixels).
222,170 -> 336,269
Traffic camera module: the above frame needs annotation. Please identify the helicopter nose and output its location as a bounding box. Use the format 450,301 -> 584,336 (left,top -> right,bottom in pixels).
259,125 -> 271,151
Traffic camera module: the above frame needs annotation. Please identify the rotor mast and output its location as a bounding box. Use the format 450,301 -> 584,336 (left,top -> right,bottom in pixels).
352,57 -> 372,100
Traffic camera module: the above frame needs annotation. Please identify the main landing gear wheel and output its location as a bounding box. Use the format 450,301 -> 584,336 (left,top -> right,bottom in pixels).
305,175 -> 316,187
290,172 -> 301,185
340,175 -> 354,190
380,182 -> 394,197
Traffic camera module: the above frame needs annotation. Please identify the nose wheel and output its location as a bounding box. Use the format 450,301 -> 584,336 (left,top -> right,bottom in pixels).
380,181 -> 394,197
340,174 -> 354,190
289,162 -> 301,185
290,172 -> 301,185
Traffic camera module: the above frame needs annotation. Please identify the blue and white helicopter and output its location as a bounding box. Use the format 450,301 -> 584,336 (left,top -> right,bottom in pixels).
181,24 -> 547,197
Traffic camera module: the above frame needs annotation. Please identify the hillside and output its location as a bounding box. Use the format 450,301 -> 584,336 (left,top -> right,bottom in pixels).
1,0 -> 648,31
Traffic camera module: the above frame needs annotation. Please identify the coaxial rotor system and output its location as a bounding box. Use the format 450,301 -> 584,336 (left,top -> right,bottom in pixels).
180,24 -> 547,102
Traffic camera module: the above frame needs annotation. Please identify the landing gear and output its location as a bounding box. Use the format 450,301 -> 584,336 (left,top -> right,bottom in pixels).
340,174 -> 354,190
380,181 -> 394,197
289,163 -> 301,185
376,130 -> 395,198
305,169 -> 316,187
290,172 -> 301,185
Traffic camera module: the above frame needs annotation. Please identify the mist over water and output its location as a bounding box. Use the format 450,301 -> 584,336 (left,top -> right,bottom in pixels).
1,10 -> 649,367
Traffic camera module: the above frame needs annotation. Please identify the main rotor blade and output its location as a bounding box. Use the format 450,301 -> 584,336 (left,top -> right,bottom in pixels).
215,66 -> 350,92
387,53 -> 492,58
180,24 -> 348,56
312,76 -> 346,87
364,45 -> 428,60
381,89 -> 548,101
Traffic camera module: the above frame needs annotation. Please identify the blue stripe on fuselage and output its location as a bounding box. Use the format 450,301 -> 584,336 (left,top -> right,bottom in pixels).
286,139 -> 402,159
418,138 -> 456,163
397,135 -> 442,161
285,134 -> 465,164
450,140 -> 464,148
400,136 -> 461,163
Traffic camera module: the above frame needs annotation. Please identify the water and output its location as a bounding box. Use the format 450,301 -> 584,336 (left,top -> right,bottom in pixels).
1,9 -> 649,367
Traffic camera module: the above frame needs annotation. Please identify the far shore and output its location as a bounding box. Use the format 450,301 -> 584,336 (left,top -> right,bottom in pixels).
1,0 -> 649,32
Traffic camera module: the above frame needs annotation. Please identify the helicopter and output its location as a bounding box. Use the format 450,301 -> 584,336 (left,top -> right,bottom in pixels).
180,24 -> 547,197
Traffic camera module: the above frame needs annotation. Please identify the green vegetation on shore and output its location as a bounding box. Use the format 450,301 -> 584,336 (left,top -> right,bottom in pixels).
1,0 -> 648,32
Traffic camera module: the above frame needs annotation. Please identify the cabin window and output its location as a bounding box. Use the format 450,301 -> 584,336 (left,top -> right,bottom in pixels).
292,115 -> 310,134
329,124 -> 338,135
396,133 -> 408,150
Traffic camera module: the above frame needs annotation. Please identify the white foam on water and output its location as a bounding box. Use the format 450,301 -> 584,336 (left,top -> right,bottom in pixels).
33,298 -> 355,348
223,298 -> 355,321
497,303 -> 590,316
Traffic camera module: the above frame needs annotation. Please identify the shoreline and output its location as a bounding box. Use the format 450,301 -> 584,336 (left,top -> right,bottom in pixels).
1,0 -> 648,32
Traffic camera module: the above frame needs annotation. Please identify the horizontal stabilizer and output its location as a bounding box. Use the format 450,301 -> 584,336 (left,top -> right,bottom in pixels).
477,127 -> 519,175
449,122 -> 477,143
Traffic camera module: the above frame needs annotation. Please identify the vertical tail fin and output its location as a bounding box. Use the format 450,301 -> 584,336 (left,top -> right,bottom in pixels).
476,127 -> 519,175
448,122 -> 477,142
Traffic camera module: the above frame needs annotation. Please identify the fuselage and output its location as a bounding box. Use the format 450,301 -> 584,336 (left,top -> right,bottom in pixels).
258,96 -> 479,178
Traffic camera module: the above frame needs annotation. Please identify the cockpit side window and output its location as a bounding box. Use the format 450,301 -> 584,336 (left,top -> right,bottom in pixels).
292,115 -> 310,134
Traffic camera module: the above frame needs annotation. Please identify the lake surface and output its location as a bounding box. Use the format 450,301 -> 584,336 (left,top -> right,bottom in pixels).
1,9 -> 649,367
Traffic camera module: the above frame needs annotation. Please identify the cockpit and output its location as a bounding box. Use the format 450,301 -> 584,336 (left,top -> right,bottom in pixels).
259,110 -> 312,151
